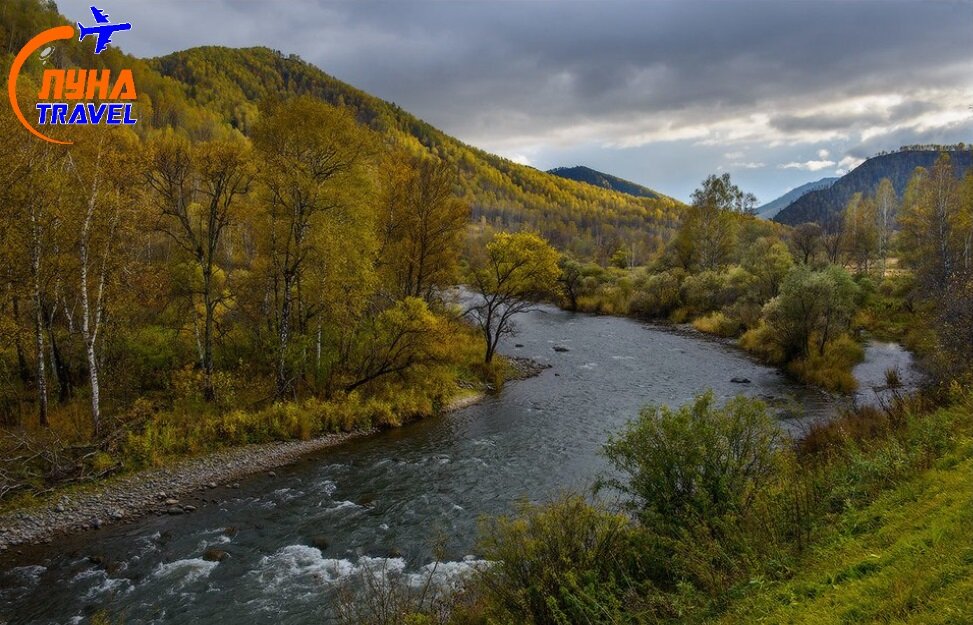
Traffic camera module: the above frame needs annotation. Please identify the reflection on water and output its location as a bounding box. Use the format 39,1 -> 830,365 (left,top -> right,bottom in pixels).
0,306 -> 918,624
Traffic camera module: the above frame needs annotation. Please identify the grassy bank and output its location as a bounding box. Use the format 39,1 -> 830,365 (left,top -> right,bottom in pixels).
713,450 -> 973,625
380,388 -> 973,625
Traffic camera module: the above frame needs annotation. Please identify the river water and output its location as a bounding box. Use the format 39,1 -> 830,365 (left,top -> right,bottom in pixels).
0,305 -> 918,624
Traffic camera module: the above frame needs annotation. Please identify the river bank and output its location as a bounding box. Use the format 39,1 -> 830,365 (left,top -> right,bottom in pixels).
0,358 -> 548,554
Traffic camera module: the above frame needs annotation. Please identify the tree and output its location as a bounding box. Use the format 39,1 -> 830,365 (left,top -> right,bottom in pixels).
673,173 -> 753,271
557,256 -> 584,311
742,237 -> 793,299
344,297 -> 448,392
874,177 -> 898,277
145,132 -> 253,402
763,265 -> 859,359
602,392 -> 781,536
790,222 -> 823,265
65,130 -> 140,434
377,153 -> 469,302
466,231 -> 560,363
899,155 -> 965,296
842,192 -> 879,274
1,119 -> 62,426
253,97 -> 374,399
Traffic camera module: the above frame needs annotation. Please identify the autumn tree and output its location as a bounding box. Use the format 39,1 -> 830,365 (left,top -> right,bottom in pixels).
145,131 -> 253,402
673,174 -> 754,271
0,113 -> 63,426
344,297 -> 449,392
557,256 -> 584,311
377,153 -> 470,302
874,177 -> 897,277
899,155 -> 969,296
742,237 -> 793,300
841,192 -> 879,274
466,231 -> 561,363
253,97 -> 374,399
763,265 -> 859,359
790,222 -> 823,265
64,130 -> 141,434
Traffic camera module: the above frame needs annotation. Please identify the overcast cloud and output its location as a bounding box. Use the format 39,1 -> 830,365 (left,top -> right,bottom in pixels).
59,0 -> 973,202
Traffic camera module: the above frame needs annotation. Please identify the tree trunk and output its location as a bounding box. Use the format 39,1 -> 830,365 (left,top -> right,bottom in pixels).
275,276 -> 293,400
202,268 -> 215,402
30,210 -> 48,427
11,294 -> 32,387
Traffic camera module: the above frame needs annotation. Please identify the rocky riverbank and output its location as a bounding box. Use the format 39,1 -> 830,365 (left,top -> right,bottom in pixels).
0,357 -> 549,553
0,429 -> 377,553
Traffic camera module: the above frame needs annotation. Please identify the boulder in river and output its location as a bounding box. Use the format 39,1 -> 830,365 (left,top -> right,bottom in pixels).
553,345 -> 570,352
730,377 -> 751,384
202,547 -> 229,562
309,535 -> 330,550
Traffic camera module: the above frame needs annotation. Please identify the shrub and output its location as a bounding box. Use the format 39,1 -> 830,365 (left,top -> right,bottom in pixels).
472,496 -> 672,625
787,333 -> 863,393
630,268 -> 686,318
692,311 -> 742,338
601,392 -> 782,539
680,270 -> 727,315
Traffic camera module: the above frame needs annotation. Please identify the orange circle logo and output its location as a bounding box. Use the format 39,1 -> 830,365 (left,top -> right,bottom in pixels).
7,25 -> 76,145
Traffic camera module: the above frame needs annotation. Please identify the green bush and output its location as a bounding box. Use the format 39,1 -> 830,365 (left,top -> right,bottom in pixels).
602,392 -> 782,536
471,496 -> 675,625
630,268 -> 686,318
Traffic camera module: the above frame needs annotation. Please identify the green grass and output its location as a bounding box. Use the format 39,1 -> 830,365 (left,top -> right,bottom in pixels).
714,449 -> 973,624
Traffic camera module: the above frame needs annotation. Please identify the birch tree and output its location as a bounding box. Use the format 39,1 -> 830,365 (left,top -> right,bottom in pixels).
874,177 -> 897,277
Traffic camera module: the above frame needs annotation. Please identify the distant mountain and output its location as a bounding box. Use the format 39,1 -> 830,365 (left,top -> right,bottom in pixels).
757,178 -> 838,220
547,166 -> 666,200
774,149 -> 973,227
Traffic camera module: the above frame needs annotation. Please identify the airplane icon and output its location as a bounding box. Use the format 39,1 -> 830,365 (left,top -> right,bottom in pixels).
77,5 -> 131,54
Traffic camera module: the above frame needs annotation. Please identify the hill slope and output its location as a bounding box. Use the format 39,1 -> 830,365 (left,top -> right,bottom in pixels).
547,165 -> 666,200
757,177 -> 837,219
0,0 -> 683,262
148,47 -> 683,258
713,443 -> 973,624
774,149 -> 973,227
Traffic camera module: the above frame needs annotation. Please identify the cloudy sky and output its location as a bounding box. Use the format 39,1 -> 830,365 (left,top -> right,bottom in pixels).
60,0 -> 973,203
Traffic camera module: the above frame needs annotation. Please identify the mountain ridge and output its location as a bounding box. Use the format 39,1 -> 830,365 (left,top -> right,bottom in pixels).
756,177 -> 838,220
774,148 -> 973,227
547,165 -> 667,200
0,0 -> 684,262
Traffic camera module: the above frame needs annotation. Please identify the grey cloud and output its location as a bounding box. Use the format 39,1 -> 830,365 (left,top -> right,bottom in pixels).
56,0 -> 973,201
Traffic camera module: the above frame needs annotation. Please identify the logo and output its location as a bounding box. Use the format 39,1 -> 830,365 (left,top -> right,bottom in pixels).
7,5 -> 137,145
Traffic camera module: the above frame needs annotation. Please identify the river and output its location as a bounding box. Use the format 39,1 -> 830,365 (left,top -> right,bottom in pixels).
0,305 -> 919,624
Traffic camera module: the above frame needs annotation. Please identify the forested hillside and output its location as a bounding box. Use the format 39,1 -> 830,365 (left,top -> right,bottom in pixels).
775,147 -> 973,227
149,47 -> 682,260
2,1 -> 683,263
547,165 -> 667,200
757,176 -> 836,219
